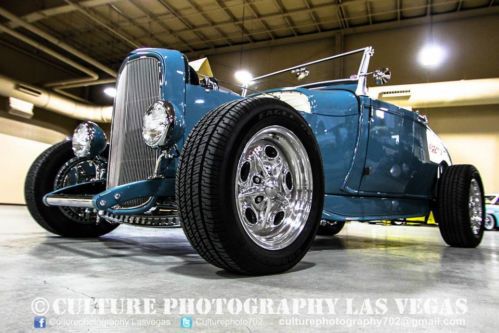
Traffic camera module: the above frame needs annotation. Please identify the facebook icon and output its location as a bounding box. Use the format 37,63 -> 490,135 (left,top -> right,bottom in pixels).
34,316 -> 47,329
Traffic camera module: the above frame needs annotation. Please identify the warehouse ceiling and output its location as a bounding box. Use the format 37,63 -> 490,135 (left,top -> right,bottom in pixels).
0,0 -> 498,108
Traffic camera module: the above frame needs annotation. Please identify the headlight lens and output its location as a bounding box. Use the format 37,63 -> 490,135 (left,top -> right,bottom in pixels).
72,122 -> 107,158
142,100 -> 175,148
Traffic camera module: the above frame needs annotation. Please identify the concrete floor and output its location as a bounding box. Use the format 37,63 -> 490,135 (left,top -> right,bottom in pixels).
1,205 -> 498,332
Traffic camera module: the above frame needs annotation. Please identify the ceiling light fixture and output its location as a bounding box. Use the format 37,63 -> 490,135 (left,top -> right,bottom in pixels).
234,70 -> 254,86
103,87 -> 117,98
418,43 -> 446,68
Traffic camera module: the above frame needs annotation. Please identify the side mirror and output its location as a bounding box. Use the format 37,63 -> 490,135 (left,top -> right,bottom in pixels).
373,68 -> 391,85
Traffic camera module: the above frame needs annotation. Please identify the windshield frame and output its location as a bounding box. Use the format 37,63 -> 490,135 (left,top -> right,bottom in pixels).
241,46 -> 374,97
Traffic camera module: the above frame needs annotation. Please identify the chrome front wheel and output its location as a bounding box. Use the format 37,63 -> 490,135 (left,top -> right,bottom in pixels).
235,125 -> 313,250
177,97 -> 324,275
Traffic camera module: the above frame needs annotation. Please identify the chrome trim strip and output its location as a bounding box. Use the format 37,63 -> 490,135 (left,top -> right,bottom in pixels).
241,47 -> 373,97
45,195 -> 94,208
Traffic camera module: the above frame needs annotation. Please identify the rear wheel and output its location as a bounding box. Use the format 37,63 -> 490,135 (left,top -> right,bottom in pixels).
25,141 -> 117,237
176,98 -> 324,275
485,214 -> 496,231
435,165 -> 485,247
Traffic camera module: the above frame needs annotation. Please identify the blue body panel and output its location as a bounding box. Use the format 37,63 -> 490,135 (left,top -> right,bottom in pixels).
184,84 -> 240,138
49,48 -> 448,221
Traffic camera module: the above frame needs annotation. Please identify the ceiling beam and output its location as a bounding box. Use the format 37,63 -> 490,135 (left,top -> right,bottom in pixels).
6,0 -> 125,29
214,0 -> 256,43
122,1 -> 340,37
366,1 -> 373,25
186,0 -> 233,46
337,0 -> 350,29
186,6 -> 499,58
63,0 -> 139,48
106,3 -> 164,47
156,0 -> 212,49
303,0 -> 322,32
273,0 -> 298,36
247,2 -> 276,39
129,0 -> 196,51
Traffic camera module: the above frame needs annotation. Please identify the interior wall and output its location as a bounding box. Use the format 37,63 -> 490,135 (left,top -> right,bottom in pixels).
0,117 -> 66,204
423,105 -> 499,193
0,133 -> 50,204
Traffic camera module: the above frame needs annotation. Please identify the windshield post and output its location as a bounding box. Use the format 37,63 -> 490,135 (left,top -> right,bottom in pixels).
355,46 -> 374,96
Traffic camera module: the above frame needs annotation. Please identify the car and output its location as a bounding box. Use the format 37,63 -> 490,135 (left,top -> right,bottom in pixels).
25,46 -> 486,275
485,194 -> 499,231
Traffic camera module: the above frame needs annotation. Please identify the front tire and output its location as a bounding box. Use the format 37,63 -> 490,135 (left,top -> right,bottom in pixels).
435,165 -> 485,247
25,141 -> 117,237
176,98 -> 324,275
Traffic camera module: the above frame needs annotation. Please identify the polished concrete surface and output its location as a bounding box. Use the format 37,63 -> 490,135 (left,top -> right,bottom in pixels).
1,205 -> 498,332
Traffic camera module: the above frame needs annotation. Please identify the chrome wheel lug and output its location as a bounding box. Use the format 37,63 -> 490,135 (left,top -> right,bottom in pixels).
253,176 -> 262,184
255,196 -> 264,204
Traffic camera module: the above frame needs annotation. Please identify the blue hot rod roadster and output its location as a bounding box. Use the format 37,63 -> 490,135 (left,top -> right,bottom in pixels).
25,47 -> 486,275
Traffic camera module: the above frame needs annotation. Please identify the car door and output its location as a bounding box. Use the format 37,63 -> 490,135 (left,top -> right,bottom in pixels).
358,100 -> 434,196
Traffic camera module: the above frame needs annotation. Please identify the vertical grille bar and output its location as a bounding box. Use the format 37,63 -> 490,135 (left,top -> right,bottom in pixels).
107,57 -> 161,190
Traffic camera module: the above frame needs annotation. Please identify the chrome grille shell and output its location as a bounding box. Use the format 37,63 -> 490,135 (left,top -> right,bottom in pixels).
107,57 -> 162,189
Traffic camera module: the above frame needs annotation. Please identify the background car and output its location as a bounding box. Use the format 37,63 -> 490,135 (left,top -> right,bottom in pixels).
485,194 -> 499,231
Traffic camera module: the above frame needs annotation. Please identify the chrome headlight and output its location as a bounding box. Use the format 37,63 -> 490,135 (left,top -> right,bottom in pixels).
142,100 -> 175,148
72,122 -> 107,158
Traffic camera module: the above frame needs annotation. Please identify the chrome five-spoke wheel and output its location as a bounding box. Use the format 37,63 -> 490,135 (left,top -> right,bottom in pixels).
235,125 -> 313,250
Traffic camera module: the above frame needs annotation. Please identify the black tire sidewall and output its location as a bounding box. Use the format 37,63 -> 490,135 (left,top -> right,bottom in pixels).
218,101 -> 324,270
25,141 -> 117,237
437,165 -> 485,247
317,221 -> 345,236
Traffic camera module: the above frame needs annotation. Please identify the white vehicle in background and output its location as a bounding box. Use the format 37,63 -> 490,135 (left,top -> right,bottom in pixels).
485,194 -> 499,231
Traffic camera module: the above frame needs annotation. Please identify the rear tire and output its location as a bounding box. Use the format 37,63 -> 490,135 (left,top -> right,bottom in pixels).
485,214 -> 496,231
24,141 -> 118,237
317,220 -> 345,236
176,98 -> 324,275
435,165 -> 485,247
